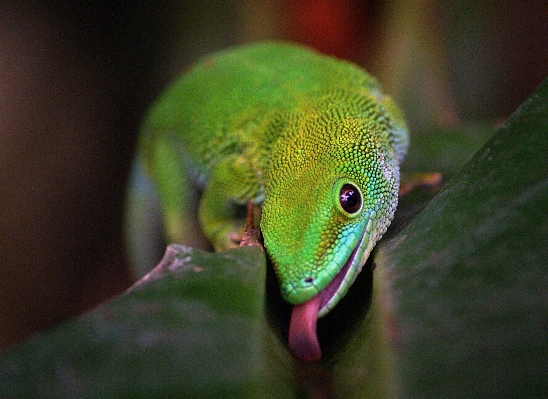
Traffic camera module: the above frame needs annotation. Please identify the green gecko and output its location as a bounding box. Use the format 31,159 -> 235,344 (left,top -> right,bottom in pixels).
136,42 -> 408,362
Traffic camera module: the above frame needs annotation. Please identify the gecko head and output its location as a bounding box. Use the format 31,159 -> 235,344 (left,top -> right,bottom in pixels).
260,113 -> 401,318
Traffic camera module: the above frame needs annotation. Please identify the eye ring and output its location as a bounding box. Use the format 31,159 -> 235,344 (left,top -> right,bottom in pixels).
339,183 -> 362,214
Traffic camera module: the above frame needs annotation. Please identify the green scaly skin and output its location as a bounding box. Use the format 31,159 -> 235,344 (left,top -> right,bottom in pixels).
139,41 -> 408,319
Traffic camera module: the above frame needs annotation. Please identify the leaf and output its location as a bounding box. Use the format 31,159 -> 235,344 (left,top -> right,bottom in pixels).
377,77 -> 548,397
0,246 -> 294,398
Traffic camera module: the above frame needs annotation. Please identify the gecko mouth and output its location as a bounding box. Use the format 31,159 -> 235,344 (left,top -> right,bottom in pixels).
318,238 -> 360,313
319,228 -> 367,315
288,229 -> 367,362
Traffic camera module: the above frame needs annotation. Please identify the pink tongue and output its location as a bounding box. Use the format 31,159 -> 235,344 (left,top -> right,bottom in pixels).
288,294 -> 322,362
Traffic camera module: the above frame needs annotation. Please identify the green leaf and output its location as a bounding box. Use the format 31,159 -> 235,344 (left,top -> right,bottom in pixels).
1,78 -> 547,398
377,77 -> 548,397
0,246 -> 294,398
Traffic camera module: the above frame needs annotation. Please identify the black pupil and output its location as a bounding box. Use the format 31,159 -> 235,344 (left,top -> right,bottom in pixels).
340,184 -> 361,213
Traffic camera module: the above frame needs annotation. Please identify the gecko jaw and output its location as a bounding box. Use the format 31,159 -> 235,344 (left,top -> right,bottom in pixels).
318,227 -> 369,317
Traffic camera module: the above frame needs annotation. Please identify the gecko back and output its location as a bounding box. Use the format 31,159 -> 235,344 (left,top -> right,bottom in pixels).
140,42 -> 407,186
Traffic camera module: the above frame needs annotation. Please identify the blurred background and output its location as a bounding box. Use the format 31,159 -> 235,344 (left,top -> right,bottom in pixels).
1,0 -> 547,349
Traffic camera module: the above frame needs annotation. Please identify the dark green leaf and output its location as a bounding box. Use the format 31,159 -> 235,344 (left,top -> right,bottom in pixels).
0,246 -> 294,398
377,78 -> 548,397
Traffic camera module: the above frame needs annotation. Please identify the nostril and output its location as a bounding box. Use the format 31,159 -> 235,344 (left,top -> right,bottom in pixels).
304,277 -> 314,284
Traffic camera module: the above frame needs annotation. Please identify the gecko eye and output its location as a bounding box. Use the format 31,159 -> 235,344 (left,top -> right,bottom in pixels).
339,183 -> 362,214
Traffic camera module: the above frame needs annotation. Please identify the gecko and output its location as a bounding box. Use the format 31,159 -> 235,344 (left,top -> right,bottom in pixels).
136,42 -> 409,362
